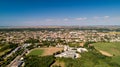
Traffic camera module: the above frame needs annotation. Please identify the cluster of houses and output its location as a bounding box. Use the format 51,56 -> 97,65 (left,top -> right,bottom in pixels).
55,45 -> 88,58
1,30 -> 120,44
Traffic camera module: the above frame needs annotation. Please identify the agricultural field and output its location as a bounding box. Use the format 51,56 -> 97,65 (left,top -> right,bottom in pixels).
93,42 -> 120,65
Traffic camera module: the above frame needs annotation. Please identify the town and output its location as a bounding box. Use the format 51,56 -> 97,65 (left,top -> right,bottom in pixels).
0,27 -> 120,67
0,28 -> 120,44
1,0 -> 120,67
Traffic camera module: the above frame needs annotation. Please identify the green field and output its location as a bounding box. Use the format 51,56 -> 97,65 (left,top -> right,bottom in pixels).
93,42 -> 120,65
28,49 -> 44,56
93,42 -> 120,56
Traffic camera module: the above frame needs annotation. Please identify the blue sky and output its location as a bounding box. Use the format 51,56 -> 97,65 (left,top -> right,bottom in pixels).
0,0 -> 120,26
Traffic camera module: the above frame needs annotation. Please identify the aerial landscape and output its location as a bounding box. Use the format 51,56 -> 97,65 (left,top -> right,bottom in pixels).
0,0 -> 120,67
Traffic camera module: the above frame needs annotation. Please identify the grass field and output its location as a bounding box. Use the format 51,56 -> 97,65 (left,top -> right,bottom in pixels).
93,42 -> 120,65
93,42 -> 120,56
28,47 -> 63,56
28,49 -> 44,56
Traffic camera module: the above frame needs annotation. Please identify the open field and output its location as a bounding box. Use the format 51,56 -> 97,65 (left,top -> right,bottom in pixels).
93,42 -> 120,56
112,56 -> 120,65
41,47 -> 63,56
28,49 -> 44,56
28,47 -> 63,56
93,42 -> 120,65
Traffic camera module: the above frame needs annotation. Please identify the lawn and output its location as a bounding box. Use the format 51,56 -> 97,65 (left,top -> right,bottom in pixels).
28,49 -> 44,56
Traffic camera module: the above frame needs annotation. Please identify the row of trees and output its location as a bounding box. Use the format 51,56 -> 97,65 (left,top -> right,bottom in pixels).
0,43 -> 18,60
0,48 -> 24,67
0,43 -> 18,52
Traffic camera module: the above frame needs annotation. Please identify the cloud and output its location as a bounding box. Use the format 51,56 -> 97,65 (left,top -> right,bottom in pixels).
93,16 -> 99,19
75,17 -> 87,21
64,18 -> 69,21
93,16 -> 110,19
45,19 -> 54,22
104,16 -> 110,19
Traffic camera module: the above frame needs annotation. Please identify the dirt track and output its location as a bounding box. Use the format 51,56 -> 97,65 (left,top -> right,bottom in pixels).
99,50 -> 113,57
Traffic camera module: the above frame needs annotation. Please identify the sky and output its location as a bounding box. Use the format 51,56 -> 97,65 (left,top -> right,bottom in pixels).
0,0 -> 120,26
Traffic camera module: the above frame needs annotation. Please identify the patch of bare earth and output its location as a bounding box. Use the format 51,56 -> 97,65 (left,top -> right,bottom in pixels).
99,50 -> 113,57
41,47 -> 63,56
80,42 -> 84,47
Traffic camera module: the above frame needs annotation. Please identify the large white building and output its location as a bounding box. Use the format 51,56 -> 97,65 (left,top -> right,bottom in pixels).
55,45 -> 88,58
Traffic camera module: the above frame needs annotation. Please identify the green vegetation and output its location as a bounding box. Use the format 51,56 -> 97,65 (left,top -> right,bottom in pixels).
24,55 -> 55,67
24,42 -> 120,67
53,42 -> 120,67
68,42 -> 80,47
93,42 -> 120,65
0,42 -> 18,58
42,40 -> 57,47
0,48 -> 24,67
56,49 -> 120,67
112,56 -> 120,65
93,42 -> 120,56
28,49 -> 44,56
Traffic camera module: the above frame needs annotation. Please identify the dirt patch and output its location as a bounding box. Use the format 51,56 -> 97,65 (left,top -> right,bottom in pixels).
99,50 -> 113,57
80,43 -> 84,47
40,47 -> 63,56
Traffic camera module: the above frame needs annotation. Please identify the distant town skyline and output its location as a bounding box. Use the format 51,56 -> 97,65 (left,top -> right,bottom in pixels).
1,0 -> 120,26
